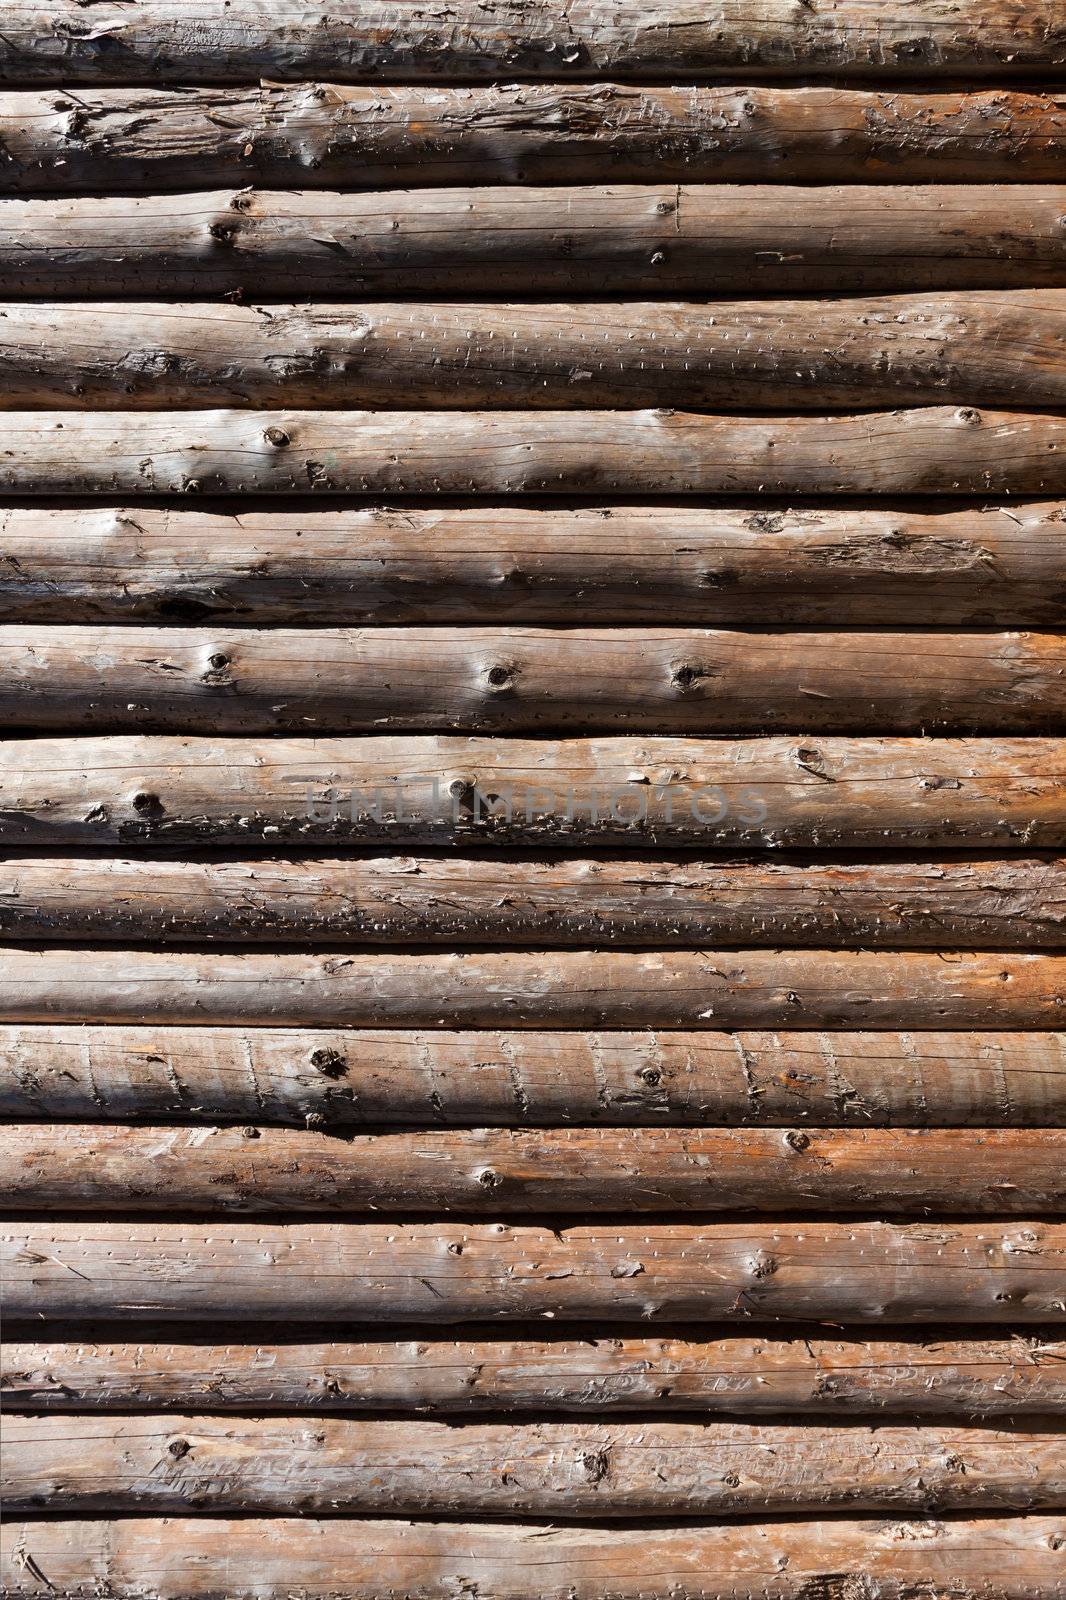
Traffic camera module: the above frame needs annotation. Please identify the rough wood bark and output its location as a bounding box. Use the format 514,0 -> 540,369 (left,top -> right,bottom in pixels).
2,734 -> 1061,852
0,626 -> 1062,734
8,1335 -> 1064,1418
0,949 -> 1059,1030
2,408 -> 1066,496
6,1124 -> 1066,1217
2,1026 -> 1065,1129
0,2 -> 1061,83
2,856 -> 1063,950
6,86 -> 1066,191
5,1220 -> 1065,1325
10,295 -> 1066,411
4,188 -> 1066,298
5,1413 -> 1065,1517
2,504 -> 1065,629
3,1516 -> 1065,1600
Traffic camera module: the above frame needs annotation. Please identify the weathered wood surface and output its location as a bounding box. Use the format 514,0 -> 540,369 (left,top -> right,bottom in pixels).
0,949 -> 1060,1030
0,3 -> 1061,84
9,1335 -> 1064,1418
3,1517 -> 1065,1600
2,504 -> 1064,629
6,1220 -> 1065,1325
7,1124 -> 1066,1217
1,626 -> 1062,735
11,295 -> 1066,411
3,408 -> 1066,496
2,735 -> 1061,852
3,1026 -> 1065,1129
3,856 -> 1064,950
7,86 -> 1066,191
4,188 -> 1066,298
6,1414 -> 1066,1517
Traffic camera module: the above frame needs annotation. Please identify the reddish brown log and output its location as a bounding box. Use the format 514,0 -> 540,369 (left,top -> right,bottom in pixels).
0,3 -> 1061,84
4,1124 -> 1065,1217
1,504 -> 1066,629
0,626 -> 1062,734
8,1335 -> 1064,1418
2,189 -> 1066,298
0,735 -> 1061,853
1,856 -> 1062,949
0,948 -> 1059,1030
2,1026 -> 1065,1129
6,296 -> 1066,411
5,1220 -> 1065,1325
4,1413 -> 1065,1517
5,87 -> 1066,191
3,1516 -> 1065,1600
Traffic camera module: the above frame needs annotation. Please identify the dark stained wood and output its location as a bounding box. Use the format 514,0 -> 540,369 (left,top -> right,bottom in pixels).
1,504 -> 1064,629
5,86 -> 1066,191
5,1413 -> 1065,1517
1,856 -> 1063,950
0,2 -> 1060,84
2,1026 -> 1065,1129
1,734 -> 1061,852
5,1124 -> 1065,1217
9,1334 -> 1064,1418
0,626 -> 1062,734
3,188 -> 1066,298
0,948 -> 1060,1030
6,1220 -> 1066,1325
8,295 -> 1066,411
1,408 -> 1066,496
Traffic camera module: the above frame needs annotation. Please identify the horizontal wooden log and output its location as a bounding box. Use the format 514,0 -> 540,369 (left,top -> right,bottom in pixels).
3,408 -> 1066,497
7,87 -> 1066,191
5,1414 -> 1065,1517
0,949 -> 1060,1030
6,1124 -> 1066,1217
9,1334 -> 1065,1418
4,1518 -> 1065,1600
3,1027 -> 1066,1129
2,735 -> 1061,853
6,1220 -> 1066,1325
4,188 -> 1066,298
11,295 -> 1066,411
0,2 -> 1061,84
3,856 -> 1063,950
2,503 -> 1066,629
0,626 -> 1062,734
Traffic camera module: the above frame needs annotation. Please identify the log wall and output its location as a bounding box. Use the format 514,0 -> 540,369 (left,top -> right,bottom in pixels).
4,7 -> 1066,1599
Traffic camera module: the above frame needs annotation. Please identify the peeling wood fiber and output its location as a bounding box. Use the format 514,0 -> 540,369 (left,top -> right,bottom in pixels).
1,504 -> 1065,629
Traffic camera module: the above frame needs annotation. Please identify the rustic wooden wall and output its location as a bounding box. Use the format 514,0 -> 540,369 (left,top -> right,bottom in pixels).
1,4 -> 1066,1597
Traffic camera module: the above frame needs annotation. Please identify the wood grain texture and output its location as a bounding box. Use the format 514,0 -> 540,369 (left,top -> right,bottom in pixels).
0,948 -> 1059,1030
2,855 -> 1063,950
4,187 -> 1066,297
3,1026 -> 1065,1129
0,626 -> 1061,734
6,86 -> 1066,191
3,1516 -> 1065,1600
6,1220 -> 1066,1325
2,408 -> 1066,496
2,734 -> 1060,852
6,1413 -> 1066,1517
6,1123 -> 1066,1217
9,1335 -> 1064,1418
0,2 -> 1061,84
2,504 -> 1064,629
10,295 -> 1066,411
